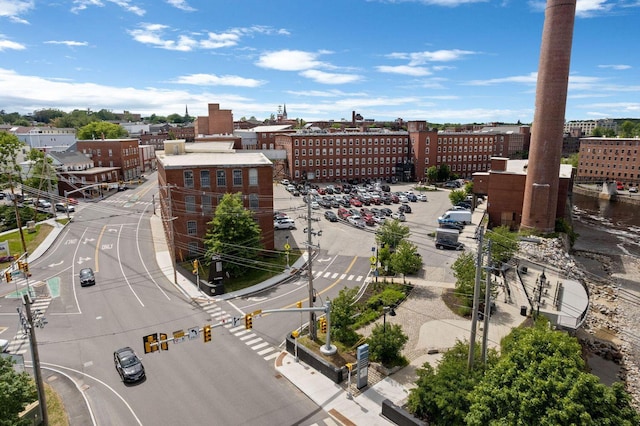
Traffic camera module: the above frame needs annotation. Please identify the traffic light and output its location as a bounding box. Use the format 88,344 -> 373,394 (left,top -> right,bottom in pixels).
159,333 -> 168,351
21,262 -> 29,275
143,333 -> 159,354
4,270 -> 11,282
244,314 -> 253,330
203,325 -> 212,342
296,300 -> 302,309
192,259 -> 199,275
319,317 -> 327,334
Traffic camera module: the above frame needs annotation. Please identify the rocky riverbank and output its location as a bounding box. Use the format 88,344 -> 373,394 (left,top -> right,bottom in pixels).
518,236 -> 640,410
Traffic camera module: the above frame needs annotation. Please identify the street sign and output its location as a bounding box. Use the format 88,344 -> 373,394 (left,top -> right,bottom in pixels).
173,330 -> 186,343
251,309 -> 262,317
284,243 -> 291,251
370,256 -> 377,265
188,327 -> 199,340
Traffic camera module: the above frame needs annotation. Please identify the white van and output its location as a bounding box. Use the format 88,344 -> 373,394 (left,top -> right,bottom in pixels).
438,210 -> 472,225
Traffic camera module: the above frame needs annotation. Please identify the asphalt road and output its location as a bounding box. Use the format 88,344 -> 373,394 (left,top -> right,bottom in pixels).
2,178 -> 329,426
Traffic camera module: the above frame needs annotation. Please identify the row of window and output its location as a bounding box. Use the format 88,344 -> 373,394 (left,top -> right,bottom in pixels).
579,163 -> 637,170
437,145 -> 490,153
436,155 -> 489,163
180,193 -> 260,214
293,137 -> 408,147
294,156 -> 405,167
437,136 -> 501,144
183,168 -> 259,188
293,146 -> 410,157
582,148 -> 639,155
578,170 -> 637,179
293,167 -> 393,179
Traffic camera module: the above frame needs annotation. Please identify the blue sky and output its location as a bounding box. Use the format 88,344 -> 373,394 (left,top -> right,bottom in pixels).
0,0 -> 639,124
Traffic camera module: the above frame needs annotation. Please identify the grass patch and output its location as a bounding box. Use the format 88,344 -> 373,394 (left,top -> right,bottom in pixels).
180,250 -> 304,293
442,287 -> 471,317
352,280 -> 412,329
0,223 -> 54,269
45,382 -> 69,426
298,335 -> 358,368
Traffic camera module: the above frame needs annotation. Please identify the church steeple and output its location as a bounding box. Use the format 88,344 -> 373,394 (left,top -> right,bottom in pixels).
283,103 -> 287,119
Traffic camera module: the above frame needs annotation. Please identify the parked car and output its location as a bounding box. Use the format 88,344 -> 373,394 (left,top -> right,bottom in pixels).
324,211 -> 338,222
55,203 -> 75,213
380,208 -> 393,216
348,215 -> 366,228
79,267 -> 95,287
440,222 -> 464,231
416,194 -> 428,202
274,219 -> 296,230
630,187 -> 638,193
373,215 -> 386,224
435,240 -> 465,250
337,207 -> 351,220
281,179 -> 290,185
0,338 -> 9,353
114,347 -> 146,383
391,212 -> 406,222
406,193 -> 418,202
36,199 -> 52,209
67,198 -> 79,205
399,203 -> 412,214
349,198 -> 363,207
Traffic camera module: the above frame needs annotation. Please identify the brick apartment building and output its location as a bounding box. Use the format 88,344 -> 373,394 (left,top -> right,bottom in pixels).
473,158 -> 574,229
156,140 -> 274,262
76,138 -> 141,181
139,125 -> 195,151
577,137 -> 640,187
194,103 -> 234,136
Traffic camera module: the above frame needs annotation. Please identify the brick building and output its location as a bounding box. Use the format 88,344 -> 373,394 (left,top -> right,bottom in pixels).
473,158 -> 574,230
139,125 -> 195,151
577,137 -> 640,187
156,140 -> 274,262
76,138 -> 141,181
194,103 -> 234,136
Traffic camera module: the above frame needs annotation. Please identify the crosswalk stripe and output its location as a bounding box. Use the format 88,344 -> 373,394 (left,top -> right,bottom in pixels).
245,338 -> 262,346
257,347 -> 275,356
340,274 -> 346,279
263,352 -> 279,361
331,272 -> 339,279
234,329 -> 250,336
239,333 -> 257,341
252,342 -> 269,350
356,275 -> 363,281
348,274 -> 355,280
229,325 -> 245,333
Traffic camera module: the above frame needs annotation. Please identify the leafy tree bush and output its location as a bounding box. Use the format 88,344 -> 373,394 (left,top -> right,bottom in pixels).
367,323 -> 408,366
407,341 -> 496,425
449,189 -> 467,206
204,193 -> 263,278
465,322 -> 640,425
375,220 -> 410,250
0,357 -> 37,426
77,121 -> 128,139
451,251 -> 480,311
389,240 -> 422,282
485,225 -> 518,265
330,287 -> 361,346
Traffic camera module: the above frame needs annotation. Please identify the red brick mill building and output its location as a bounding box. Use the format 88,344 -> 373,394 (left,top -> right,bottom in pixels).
156,140 -> 274,262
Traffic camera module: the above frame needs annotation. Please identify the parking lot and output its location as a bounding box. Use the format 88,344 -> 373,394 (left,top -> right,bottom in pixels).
272,181 -> 474,281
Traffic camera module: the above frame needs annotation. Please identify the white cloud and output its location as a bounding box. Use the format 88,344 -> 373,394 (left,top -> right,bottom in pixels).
0,38 -> 26,51
128,24 -> 197,51
376,0 -> 489,6
0,0 -> 33,23
387,49 -> 476,65
166,0 -> 195,12
256,50 -> 326,71
466,72 -> 538,86
598,64 -> 632,70
376,65 -> 432,76
198,32 -> 241,49
171,73 -> 265,87
44,40 -> 89,47
71,0 -> 145,16
300,70 -> 363,85
528,0 -> 616,17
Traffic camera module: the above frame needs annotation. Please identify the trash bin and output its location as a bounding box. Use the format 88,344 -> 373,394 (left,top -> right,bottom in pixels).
520,306 -> 528,317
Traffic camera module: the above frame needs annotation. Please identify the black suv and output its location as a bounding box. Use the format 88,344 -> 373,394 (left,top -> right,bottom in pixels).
114,347 -> 145,383
324,211 -> 338,222
79,268 -> 95,287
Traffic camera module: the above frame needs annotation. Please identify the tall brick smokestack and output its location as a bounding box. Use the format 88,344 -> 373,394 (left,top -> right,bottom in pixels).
521,0 -> 577,232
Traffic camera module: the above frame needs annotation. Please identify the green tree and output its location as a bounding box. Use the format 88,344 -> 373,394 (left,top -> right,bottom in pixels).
449,189 -> 467,206
619,120 -> 636,138
451,251 -> 480,310
203,193 -> 263,278
32,108 -> 66,124
23,149 -> 58,195
375,220 -> 410,250
407,341 -> 497,425
425,166 -> 438,184
389,240 -> 422,282
93,109 -> 118,121
330,287 -> 360,346
0,356 -> 38,426
466,322 -> 640,425
367,323 -> 408,366
437,164 -> 451,182
167,113 -> 185,124
77,121 -> 128,139
51,109 -> 96,128
485,226 -> 518,265
562,152 -> 579,168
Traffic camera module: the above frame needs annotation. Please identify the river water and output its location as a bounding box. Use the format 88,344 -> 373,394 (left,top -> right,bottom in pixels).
572,193 -> 640,258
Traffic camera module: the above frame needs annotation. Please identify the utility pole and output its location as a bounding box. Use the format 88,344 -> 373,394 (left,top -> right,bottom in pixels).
481,240 -> 492,365
166,186 -> 178,284
22,294 -> 49,425
307,186 -> 316,340
468,228 -> 484,370
8,171 -> 27,254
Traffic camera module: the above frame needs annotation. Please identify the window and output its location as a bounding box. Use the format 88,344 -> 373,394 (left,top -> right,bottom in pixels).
187,221 -> 197,235
249,168 -> 258,185
249,194 -> 259,210
109,149 -> 113,157
216,170 -> 226,186
200,170 -> 210,188
188,241 -> 199,257
233,169 -> 242,186
184,170 -> 194,188
185,195 -> 196,213
202,195 -> 212,215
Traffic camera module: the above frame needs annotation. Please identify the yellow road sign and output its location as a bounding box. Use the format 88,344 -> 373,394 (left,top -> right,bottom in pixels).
284,243 -> 291,251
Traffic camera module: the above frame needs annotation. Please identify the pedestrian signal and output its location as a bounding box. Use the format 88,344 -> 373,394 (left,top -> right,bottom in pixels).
159,333 -> 169,351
